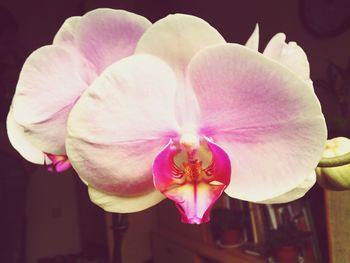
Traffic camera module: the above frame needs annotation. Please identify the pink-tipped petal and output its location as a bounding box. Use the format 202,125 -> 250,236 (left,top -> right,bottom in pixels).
12,46 -> 91,154
153,138 -> 231,224
263,33 -> 311,85
188,44 -> 327,202
6,107 -> 48,165
11,9 -> 150,157
258,172 -> 316,204
54,9 -> 150,75
75,8 -> 151,74
88,186 -> 165,213
136,14 -> 225,125
245,24 -> 259,51
66,54 -> 179,197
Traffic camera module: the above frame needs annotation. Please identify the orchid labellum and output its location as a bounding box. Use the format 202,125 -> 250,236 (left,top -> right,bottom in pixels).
7,9 -> 327,224
7,9 -> 151,171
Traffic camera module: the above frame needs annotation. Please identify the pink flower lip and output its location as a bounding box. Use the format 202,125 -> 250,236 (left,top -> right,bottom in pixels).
175,200 -> 211,224
45,154 -> 71,172
153,136 -> 231,224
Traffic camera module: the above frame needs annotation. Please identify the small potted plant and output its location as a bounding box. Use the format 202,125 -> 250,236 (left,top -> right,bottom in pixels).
211,208 -> 244,246
268,222 -> 303,263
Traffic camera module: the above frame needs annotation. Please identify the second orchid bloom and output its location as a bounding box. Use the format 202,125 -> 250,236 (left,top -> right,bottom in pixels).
7,9 -> 327,224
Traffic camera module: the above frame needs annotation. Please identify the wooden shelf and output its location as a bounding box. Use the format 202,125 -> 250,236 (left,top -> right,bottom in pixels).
152,227 -> 265,263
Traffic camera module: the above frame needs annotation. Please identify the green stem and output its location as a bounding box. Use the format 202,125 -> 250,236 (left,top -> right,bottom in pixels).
317,152 -> 350,168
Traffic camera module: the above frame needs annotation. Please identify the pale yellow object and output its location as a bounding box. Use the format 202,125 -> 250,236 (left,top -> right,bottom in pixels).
316,137 -> 350,190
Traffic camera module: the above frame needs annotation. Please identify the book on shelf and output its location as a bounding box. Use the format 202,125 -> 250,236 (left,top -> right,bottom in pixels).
208,194 -> 323,261
302,201 -> 322,262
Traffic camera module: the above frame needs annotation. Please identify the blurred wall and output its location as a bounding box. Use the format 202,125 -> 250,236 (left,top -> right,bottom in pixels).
26,169 -> 81,263
122,207 -> 159,263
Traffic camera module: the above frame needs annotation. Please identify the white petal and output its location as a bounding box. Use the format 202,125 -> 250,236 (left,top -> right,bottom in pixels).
245,24 -> 259,51
88,186 -> 165,213
263,33 -> 311,85
258,172 -> 316,204
136,14 -> 225,125
53,16 -> 81,48
66,54 -> 179,196
6,107 -> 48,164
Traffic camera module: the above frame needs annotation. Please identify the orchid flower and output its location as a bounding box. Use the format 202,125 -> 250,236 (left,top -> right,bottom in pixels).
6,9 -> 151,171
65,14 -> 327,224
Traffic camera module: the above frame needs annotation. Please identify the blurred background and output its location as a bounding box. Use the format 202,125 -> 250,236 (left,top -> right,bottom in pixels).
0,0 -> 350,263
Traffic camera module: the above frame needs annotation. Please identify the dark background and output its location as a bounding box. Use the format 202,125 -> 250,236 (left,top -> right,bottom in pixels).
1,0 -> 350,262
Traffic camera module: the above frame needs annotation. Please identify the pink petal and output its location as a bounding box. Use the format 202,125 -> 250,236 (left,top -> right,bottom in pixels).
88,186 -> 165,213
11,9 -> 150,158
73,8 -> 151,74
12,46 -> 91,154
263,33 -> 311,85
245,24 -> 259,51
66,54 -> 179,196
153,138 -> 231,224
188,44 -> 327,202
136,14 -> 225,125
